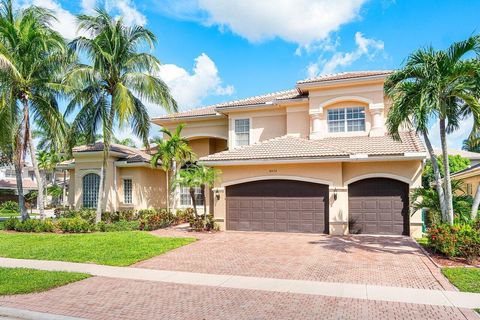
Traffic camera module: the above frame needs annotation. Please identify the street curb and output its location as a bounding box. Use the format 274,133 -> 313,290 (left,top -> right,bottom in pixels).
0,306 -> 86,320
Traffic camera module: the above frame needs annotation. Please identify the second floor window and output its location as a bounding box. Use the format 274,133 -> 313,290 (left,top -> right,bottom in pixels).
234,119 -> 250,146
328,107 -> 366,133
123,179 -> 133,204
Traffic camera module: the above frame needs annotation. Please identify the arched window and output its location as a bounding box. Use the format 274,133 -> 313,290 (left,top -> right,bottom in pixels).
82,173 -> 100,208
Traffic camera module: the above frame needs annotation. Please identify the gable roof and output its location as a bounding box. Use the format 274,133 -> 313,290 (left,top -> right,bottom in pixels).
199,131 -> 425,164
73,142 -> 152,164
451,162 -> 480,178
433,148 -> 480,160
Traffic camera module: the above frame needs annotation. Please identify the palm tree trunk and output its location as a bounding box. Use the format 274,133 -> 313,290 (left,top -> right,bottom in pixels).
95,156 -> 106,223
62,169 -> 66,207
189,187 -> 198,218
439,119 -> 454,224
201,184 -> 206,223
471,183 -> 480,220
23,99 -> 45,219
14,160 -> 28,220
422,132 -> 447,219
165,169 -> 170,212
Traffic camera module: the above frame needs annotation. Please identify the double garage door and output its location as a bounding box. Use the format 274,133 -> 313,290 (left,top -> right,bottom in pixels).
225,178 -> 409,235
226,180 -> 329,233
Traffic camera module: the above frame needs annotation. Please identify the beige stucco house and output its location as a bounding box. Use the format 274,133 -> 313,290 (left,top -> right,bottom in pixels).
64,71 -> 427,237
451,163 -> 480,197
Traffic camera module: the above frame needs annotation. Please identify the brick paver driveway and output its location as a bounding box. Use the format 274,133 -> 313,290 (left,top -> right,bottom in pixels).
137,230 -> 450,290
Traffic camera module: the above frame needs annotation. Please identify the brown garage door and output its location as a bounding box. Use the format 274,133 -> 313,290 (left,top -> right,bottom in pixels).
226,179 -> 329,233
348,178 -> 409,235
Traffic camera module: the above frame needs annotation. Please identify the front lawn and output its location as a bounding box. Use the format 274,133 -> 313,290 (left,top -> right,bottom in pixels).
0,231 -> 195,266
0,267 -> 89,295
442,267 -> 480,293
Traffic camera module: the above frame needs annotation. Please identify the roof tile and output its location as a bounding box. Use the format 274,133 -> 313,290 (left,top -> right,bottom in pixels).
297,70 -> 392,84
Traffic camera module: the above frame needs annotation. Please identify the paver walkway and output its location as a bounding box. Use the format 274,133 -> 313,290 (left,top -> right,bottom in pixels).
0,257 -> 479,309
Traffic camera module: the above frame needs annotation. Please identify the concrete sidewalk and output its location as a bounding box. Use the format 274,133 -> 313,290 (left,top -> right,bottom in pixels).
0,257 -> 479,309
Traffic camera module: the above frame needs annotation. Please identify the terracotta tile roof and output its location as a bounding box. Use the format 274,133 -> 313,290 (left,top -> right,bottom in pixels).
297,70 -> 393,84
200,131 -> 424,163
0,179 -> 37,190
154,89 -> 305,120
73,142 -> 152,163
433,148 -> 480,160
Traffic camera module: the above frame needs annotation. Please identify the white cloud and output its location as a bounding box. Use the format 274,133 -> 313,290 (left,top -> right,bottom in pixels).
23,0 -> 78,39
108,0 -> 147,27
80,0 -> 97,15
428,117 -> 473,150
161,0 -> 367,48
307,32 -> 384,77
155,53 -> 234,112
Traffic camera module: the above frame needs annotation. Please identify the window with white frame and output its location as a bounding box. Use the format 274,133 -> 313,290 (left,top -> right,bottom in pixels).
234,119 -> 250,146
123,179 -> 132,204
327,107 -> 366,133
180,186 -> 204,206
82,173 -> 100,208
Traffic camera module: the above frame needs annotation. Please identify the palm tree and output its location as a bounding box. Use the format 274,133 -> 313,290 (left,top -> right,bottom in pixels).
192,165 -> 220,221
0,0 -> 69,219
385,36 -> 480,225
462,135 -> 480,153
150,124 -> 194,212
66,9 -> 177,222
175,168 -> 200,218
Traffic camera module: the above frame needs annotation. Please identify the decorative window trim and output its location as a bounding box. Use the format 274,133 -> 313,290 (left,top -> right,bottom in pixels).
327,107 -> 366,133
229,117 -> 252,149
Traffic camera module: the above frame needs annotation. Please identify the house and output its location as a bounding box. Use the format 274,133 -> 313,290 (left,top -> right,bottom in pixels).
433,148 -> 480,166
64,71 -> 426,237
0,164 -> 37,206
451,163 -> 480,197
152,71 -> 426,237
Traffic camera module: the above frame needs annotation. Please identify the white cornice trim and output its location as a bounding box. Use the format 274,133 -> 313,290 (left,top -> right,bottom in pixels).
344,173 -> 413,186
221,175 -> 333,187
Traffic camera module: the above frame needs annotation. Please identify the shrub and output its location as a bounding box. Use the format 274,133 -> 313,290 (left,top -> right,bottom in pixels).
3,217 -> 19,230
139,209 -> 176,231
188,214 -> 219,231
57,217 -> 96,233
55,208 -> 96,223
176,208 -> 195,223
427,221 -> 480,261
0,201 -> 19,212
102,210 -> 138,223
4,218 -> 56,233
97,220 -> 140,232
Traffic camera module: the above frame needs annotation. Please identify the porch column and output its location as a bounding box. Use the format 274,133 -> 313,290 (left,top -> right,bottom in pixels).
369,103 -> 385,136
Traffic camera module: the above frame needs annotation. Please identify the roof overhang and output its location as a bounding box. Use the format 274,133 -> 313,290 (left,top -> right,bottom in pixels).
296,74 -> 389,92
114,161 -> 160,168
151,113 -> 225,126
199,152 -> 427,166
57,163 -> 75,170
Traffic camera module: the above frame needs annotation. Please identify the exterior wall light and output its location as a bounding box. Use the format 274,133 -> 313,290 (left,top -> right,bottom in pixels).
333,188 -> 338,201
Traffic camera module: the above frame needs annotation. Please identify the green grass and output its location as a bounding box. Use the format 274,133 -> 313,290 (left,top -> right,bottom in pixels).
415,237 -> 429,247
0,267 -> 89,295
0,231 -> 195,266
442,267 -> 480,293
0,211 -> 38,218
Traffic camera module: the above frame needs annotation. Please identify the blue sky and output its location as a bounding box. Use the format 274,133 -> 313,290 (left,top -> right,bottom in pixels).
25,0 -> 480,148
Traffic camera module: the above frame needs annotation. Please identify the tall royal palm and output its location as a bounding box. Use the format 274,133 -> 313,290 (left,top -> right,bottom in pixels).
385,36 -> 480,224
66,9 -> 177,222
0,0 -> 68,219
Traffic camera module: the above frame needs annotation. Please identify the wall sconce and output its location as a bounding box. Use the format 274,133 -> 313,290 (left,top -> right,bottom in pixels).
215,189 -> 221,200
333,188 -> 337,201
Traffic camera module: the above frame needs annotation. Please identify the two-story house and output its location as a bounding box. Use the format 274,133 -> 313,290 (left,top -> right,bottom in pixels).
64,71 -> 426,237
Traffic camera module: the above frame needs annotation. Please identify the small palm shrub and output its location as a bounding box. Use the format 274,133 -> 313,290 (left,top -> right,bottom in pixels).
0,201 -> 19,212
57,217 -> 96,233
4,218 -> 56,232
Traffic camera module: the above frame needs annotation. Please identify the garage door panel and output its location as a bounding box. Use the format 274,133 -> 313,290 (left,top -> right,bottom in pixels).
348,178 -> 409,236
226,180 -> 329,233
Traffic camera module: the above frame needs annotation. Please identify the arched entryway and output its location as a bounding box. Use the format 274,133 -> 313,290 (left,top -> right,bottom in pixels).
82,173 -> 100,209
226,179 -> 329,233
348,178 -> 409,235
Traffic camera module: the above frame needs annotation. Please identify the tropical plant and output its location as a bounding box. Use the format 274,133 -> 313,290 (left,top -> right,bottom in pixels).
412,180 -> 473,226
385,35 -> 480,225
32,118 -> 67,153
422,155 -> 470,189
66,9 -> 177,222
175,168 -> 200,217
150,124 -> 194,212
192,165 -> 220,222
462,135 -> 480,153
0,0 -> 70,219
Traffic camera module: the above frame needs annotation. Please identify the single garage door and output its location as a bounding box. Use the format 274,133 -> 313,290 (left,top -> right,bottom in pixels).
226,179 -> 329,233
348,178 -> 409,235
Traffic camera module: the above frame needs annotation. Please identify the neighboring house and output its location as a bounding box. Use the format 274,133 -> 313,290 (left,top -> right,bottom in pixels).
433,148 -> 480,166
0,164 -> 37,205
152,71 -> 426,237
451,163 -> 480,197
59,143 -> 166,211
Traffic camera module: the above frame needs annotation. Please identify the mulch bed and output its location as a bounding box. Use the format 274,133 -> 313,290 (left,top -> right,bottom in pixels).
421,245 -> 480,268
